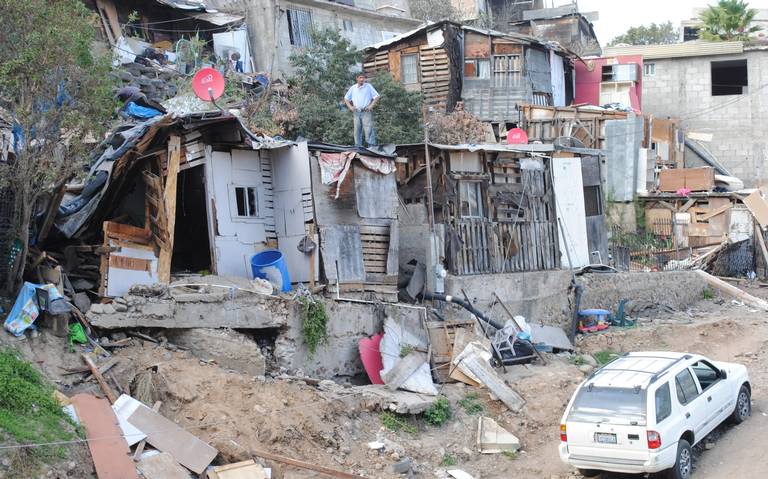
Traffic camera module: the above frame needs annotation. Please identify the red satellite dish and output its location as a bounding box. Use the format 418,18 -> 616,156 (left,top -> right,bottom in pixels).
192,67 -> 225,101
507,128 -> 529,145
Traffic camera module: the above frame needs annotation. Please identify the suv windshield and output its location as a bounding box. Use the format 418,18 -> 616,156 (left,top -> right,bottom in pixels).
568,386 -> 647,425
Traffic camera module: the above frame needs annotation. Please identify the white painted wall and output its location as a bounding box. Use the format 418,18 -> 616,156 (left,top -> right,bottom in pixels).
551,156 -> 590,268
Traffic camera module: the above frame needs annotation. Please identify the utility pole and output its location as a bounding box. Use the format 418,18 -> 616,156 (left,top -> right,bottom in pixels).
422,104 -> 435,233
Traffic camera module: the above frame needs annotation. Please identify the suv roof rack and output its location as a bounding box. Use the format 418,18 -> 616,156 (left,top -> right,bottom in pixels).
587,354 -> 692,385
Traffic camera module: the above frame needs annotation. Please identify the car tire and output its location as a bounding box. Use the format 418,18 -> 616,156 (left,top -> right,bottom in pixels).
577,469 -> 601,477
731,384 -> 751,424
662,439 -> 692,479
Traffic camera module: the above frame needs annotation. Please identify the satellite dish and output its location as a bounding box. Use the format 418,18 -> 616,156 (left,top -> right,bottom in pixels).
507,128 -> 529,145
192,67 -> 225,101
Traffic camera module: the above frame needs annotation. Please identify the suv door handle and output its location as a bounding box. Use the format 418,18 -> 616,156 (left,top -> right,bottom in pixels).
707,396 -> 712,402
685,412 -> 691,419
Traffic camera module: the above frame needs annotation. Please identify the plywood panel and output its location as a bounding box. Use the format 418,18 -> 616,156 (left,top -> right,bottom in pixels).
320,224 -> 365,283
354,165 -> 398,219
127,404 -> 217,474
551,157 -> 590,268
71,394 -> 138,479
465,32 -> 490,58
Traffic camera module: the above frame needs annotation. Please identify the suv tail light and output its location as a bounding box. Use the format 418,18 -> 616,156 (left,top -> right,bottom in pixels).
647,430 -> 662,449
560,424 -> 567,442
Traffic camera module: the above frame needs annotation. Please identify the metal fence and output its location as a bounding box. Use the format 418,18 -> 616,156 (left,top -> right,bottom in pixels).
610,219 -> 691,272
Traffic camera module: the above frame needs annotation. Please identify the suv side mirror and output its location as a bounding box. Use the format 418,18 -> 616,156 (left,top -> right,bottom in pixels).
720,369 -> 728,379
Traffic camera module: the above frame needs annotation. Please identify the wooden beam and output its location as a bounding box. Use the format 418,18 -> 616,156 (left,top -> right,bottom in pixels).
679,198 -> 697,213
249,448 -> 366,479
698,203 -> 731,221
694,270 -> 768,311
157,136 -> 181,283
82,354 -> 117,404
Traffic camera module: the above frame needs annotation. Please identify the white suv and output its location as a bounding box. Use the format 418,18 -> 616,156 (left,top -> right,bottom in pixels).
558,351 -> 750,479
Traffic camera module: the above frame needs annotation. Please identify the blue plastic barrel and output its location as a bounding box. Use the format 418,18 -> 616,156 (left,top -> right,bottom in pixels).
251,250 -> 291,292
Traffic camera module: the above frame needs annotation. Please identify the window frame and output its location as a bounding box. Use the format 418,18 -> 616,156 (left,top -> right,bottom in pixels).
400,53 -> 419,85
459,181 -> 484,219
287,8 -> 313,48
342,19 -> 353,32
654,382 -> 672,424
464,58 -> 490,79
644,63 -> 655,76
691,360 -> 723,392
231,185 -> 260,220
675,368 -> 701,405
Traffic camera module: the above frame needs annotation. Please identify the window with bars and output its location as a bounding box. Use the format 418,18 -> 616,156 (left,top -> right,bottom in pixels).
493,55 -> 521,75
459,181 -> 483,219
287,8 -> 313,47
401,53 -> 419,84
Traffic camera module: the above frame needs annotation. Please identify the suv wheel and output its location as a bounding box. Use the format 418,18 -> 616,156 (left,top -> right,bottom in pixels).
663,439 -> 692,479
731,385 -> 751,424
577,469 -> 601,477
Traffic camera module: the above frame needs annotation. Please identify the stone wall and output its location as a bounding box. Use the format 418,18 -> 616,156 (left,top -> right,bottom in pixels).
641,50 -> 768,186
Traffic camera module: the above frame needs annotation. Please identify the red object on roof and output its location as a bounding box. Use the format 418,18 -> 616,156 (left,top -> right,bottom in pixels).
192,67 -> 225,101
507,128 -> 529,145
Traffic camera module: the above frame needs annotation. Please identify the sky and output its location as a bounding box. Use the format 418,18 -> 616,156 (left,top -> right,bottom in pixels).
574,0 -> 768,45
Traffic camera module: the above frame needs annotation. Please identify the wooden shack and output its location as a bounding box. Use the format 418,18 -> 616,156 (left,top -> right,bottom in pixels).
362,21 -> 575,124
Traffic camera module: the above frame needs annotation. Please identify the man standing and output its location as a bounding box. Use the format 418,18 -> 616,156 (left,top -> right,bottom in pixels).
344,73 -> 380,147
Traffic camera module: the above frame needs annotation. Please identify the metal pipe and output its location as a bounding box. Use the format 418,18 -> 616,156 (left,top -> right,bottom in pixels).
422,291 -> 504,330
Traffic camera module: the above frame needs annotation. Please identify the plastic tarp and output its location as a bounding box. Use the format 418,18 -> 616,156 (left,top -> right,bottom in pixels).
379,317 -> 438,396
3,282 -> 63,336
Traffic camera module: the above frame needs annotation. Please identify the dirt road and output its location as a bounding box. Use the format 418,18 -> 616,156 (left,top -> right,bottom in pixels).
574,291 -> 768,479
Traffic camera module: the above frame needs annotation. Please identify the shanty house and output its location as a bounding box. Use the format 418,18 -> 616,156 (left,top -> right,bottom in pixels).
53,114 -> 318,297
395,142 -> 607,277
362,21 -> 576,125
307,144 -> 400,301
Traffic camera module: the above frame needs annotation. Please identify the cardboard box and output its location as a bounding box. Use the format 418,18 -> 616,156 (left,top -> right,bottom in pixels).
658,167 -> 714,192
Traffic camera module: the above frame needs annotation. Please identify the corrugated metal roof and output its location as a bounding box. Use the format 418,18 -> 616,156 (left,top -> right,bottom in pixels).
602,41 -> 743,60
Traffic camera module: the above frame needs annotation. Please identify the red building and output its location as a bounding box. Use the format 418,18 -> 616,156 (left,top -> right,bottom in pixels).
574,55 -> 643,112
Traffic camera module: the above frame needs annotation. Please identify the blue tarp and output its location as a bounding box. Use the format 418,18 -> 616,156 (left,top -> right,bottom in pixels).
3,282 -> 63,336
124,102 -> 163,119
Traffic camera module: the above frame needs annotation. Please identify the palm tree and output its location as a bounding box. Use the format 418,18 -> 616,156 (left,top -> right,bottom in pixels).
699,0 -> 761,41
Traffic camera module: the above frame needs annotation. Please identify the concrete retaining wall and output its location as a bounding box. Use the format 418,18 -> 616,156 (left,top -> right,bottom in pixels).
445,270 -> 708,327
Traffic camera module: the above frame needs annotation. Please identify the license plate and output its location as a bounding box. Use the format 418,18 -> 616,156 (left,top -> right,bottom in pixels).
595,433 -> 617,444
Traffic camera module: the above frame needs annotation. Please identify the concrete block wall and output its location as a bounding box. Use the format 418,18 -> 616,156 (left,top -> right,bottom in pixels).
641,50 -> 768,185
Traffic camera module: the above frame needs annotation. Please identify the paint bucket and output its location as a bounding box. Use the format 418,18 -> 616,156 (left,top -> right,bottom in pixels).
251,250 -> 291,292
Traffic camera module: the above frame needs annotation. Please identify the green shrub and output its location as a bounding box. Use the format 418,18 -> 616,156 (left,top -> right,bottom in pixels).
380,411 -> 418,435
424,396 -> 452,426
440,453 -> 457,466
458,393 -> 485,415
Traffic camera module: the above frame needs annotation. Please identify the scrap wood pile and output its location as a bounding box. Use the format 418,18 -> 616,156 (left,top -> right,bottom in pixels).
59,351 -> 368,479
358,292 -> 574,415
632,186 -> 768,275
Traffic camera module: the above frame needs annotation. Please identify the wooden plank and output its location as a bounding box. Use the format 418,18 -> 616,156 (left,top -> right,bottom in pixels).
699,203 -> 731,221
127,404 -> 218,474
694,270 -> 768,311
207,460 -> 268,479
82,354 -> 117,404
157,135 -> 181,283
461,353 -> 525,412
132,401 -> 161,461
108,255 -> 152,272
71,393 -> 139,479
249,448 -> 366,479
381,351 -> 426,391
743,191 -> 768,228
679,198 -> 697,213
137,452 -> 190,479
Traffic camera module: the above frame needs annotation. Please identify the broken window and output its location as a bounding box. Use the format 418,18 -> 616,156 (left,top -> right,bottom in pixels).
459,181 -> 483,219
711,59 -> 748,96
644,63 -> 655,76
464,59 -> 490,79
287,8 -> 312,47
234,186 -> 258,218
401,53 -> 419,84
